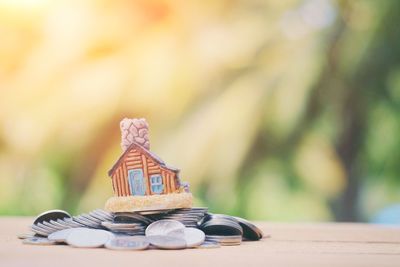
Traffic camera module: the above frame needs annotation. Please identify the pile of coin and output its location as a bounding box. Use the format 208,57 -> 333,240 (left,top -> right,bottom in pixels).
145,220 -> 205,249
22,208 -> 264,250
101,212 -> 152,236
205,235 -> 242,246
30,209 -> 113,237
198,213 -> 263,246
146,207 -> 208,228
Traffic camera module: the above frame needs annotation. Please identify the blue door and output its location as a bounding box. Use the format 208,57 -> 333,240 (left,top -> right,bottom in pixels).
128,169 -> 146,196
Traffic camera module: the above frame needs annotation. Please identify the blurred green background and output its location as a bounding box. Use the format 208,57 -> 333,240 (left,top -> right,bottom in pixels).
0,0 -> 399,222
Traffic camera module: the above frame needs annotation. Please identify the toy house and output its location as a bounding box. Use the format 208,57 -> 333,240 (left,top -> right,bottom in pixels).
105,118 -> 192,212
108,142 -> 181,197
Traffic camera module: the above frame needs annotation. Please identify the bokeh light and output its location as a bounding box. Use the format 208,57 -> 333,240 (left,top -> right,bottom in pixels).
0,0 -> 399,223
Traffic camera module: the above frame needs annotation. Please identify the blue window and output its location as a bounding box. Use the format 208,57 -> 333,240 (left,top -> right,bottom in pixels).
150,175 -> 163,194
128,169 -> 146,196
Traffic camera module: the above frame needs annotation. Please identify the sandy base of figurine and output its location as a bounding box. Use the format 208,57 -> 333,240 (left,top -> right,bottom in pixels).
104,192 -> 193,212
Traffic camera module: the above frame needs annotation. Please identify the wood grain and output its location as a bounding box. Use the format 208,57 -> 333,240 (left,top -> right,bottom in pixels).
142,155 -> 150,195
1,218 -> 400,267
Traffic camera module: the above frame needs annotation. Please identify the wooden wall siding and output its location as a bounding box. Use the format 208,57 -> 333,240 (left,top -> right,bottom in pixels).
166,171 -> 171,193
118,173 -> 122,196
126,157 -> 141,163
146,158 -> 159,175
120,167 -> 129,196
147,160 -> 157,167
148,166 -> 160,174
165,171 -> 171,193
121,162 -> 131,195
158,168 -> 177,193
169,173 -> 175,192
127,149 -> 140,158
125,155 -> 143,167
112,175 -> 116,196
117,169 -> 123,196
114,173 -> 120,196
161,170 -> 166,193
116,171 -> 122,196
169,171 -> 175,191
112,165 -> 130,197
126,157 -> 142,163
111,147 -> 181,196
161,170 -> 167,194
167,173 -> 172,192
125,161 -> 142,167
112,178 -> 116,196
112,170 -> 117,196
141,155 -> 151,195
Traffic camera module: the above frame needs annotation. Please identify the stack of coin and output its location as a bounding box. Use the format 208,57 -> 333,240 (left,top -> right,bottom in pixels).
66,228 -> 114,248
151,207 -> 208,228
101,221 -> 146,236
113,212 -> 153,225
234,216 -> 263,241
31,209 -> 72,237
30,209 -> 112,237
145,219 -> 206,249
73,210 -> 113,229
23,208 -> 264,250
199,213 -> 263,243
105,236 -> 150,250
200,214 -> 242,232
100,212 -> 152,235
205,235 -> 242,246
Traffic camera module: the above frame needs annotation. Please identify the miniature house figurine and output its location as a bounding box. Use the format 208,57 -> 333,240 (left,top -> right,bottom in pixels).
104,118 -> 193,212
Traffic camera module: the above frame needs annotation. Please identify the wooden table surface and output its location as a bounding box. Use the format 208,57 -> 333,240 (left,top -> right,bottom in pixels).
1,217 -> 400,267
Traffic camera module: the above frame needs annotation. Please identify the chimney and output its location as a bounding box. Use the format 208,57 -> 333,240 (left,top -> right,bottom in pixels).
120,118 -> 150,151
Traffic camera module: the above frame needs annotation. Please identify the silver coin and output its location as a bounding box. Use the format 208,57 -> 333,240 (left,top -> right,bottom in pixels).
198,241 -> 221,249
102,221 -> 142,228
36,223 -> 55,233
89,211 -> 108,221
201,220 -> 243,236
205,235 -> 242,246
89,210 -> 112,221
62,218 -> 84,228
49,220 -> 69,230
73,216 -> 99,228
42,221 -> 64,231
31,223 -> 54,236
145,220 -> 185,238
33,210 -> 72,225
99,209 -> 113,216
206,240 -> 241,246
105,226 -> 144,231
17,233 -> 36,239
94,209 -> 113,220
55,219 -> 73,228
111,232 -> 145,236
233,216 -> 263,240
183,228 -> 205,248
66,228 -> 113,248
105,236 -> 149,250
81,217 -> 102,228
137,209 -> 173,215
48,228 -> 77,242
206,235 -> 242,240
23,237 -> 57,245
81,213 -> 102,224
218,242 -> 241,246
147,235 -> 186,250
113,213 -> 152,225
30,225 -> 49,236
112,233 -> 144,237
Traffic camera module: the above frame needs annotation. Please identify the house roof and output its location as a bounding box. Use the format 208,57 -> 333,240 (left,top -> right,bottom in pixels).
108,142 -> 180,177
